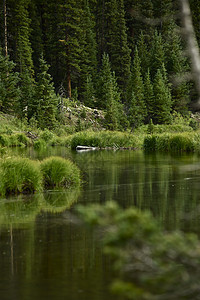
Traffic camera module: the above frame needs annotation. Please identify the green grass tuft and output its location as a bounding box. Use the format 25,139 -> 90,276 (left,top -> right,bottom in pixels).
0,157 -> 42,195
40,156 -> 81,188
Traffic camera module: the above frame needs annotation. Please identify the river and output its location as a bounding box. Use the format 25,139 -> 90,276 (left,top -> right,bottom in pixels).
0,148 -> 200,299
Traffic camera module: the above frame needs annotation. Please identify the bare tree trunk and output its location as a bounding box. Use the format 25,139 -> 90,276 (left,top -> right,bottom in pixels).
179,0 -> 200,105
67,72 -> 72,98
4,0 -> 8,56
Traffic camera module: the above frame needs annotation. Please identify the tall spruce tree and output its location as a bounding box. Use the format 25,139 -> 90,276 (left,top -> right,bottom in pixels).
153,68 -> 172,124
35,57 -> 58,129
144,69 -> 154,121
96,53 -> 112,109
165,22 -> 190,114
127,47 -> 147,125
14,0 -> 34,76
58,0 -> 83,98
150,31 -> 165,77
0,50 -> 20,114
137,31 -> 150,76
96,0 -> 131,96
83,74 -> 96,108
79,0 -> 97,99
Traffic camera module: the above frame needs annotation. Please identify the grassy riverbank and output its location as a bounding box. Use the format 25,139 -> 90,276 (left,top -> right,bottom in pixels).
0,111 -> 200,153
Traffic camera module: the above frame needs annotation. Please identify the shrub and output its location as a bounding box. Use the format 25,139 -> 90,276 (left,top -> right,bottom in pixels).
0,157 -> 42,195
40,156 -> 81,188
33,139 -> 47,150
78,202 -> 200,300
40,129 -> 54,142
16,133 -> 30,146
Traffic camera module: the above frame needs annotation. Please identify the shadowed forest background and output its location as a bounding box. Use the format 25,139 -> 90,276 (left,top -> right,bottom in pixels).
0,0 -> 200,130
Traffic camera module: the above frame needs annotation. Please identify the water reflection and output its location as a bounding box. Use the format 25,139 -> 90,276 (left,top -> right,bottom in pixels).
0,149 -> 200,300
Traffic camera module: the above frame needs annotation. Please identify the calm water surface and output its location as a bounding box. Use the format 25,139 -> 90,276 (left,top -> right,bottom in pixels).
0,148 -> 200,300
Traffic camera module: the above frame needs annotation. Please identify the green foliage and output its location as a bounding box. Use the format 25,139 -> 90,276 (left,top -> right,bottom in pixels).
0,50 -> 20,114
143,133 -> 197,153
153,67 -> 172,124
33,139 -> 47,150
127,47 -> 147,126
35,57 -> 58,129
14,0 -> 34,76
78,201 -> 200,299
147,119 -> 154,134
71,130 -> 141,149
40,156 -> 81,188
0,157 -> 42,195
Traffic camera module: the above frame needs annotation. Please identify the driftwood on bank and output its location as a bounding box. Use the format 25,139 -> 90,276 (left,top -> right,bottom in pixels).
76,145 -> 98,151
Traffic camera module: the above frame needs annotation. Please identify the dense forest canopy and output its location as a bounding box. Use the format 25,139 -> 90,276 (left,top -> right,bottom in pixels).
0,0 -> 200,130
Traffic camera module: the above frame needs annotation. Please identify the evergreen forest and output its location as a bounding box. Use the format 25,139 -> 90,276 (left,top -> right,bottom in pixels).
0,0 -> 200,130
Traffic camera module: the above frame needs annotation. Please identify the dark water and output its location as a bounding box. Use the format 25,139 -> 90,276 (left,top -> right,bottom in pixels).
0,148 -> 200,300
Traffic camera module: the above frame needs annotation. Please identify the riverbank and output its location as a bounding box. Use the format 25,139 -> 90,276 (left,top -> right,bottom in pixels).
0,111 -> 200,153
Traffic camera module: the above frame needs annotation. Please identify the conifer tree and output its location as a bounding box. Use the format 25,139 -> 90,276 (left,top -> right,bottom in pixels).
59,0 -> 83,98
150,31 -> 165,77
96,53 -> 113,109
165,22 -> 190,113
0,50 -> 20,114
153,68 -> 172,124
83,75 -> 96,108
29,0 -> 44,74
144,69 -> 154,121
104,71 -> 127,130
137,31 -> 150,76
35,57 -> 58,129
14,0 -> 34,76
128,91 -> 145,128
127,47 -> 147,124
97,0 -> 131,95
19,70 -> 36,119
79,0 -> 97,98
110,0 -> 131,95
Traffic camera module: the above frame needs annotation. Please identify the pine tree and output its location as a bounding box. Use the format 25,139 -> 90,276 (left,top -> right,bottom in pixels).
153,68 -> 172,124
96,53 -> 113,109
110,0 -> 131,95
96,0 -> 131,95
129,91 -> 145,128
150,31 -> 165,77
19,70 -> 36,120
29,0 -> 44,74
0,50 -> 20,114
165,22 -> 190,114
144,69 -> 154,121
79,0 -> 97,99
35,57 -> 58,129
14,0 -> 34,76
137,31 -> 150,76
83,74 -> 96,108
58,0 -> 83,98
127,47 -> 147,124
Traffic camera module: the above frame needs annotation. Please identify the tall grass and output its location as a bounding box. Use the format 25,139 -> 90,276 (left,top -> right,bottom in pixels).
40,156 -> 81,188
0,157 -> 42,195
143,133 -> 198,153
71,130 -> 142,149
